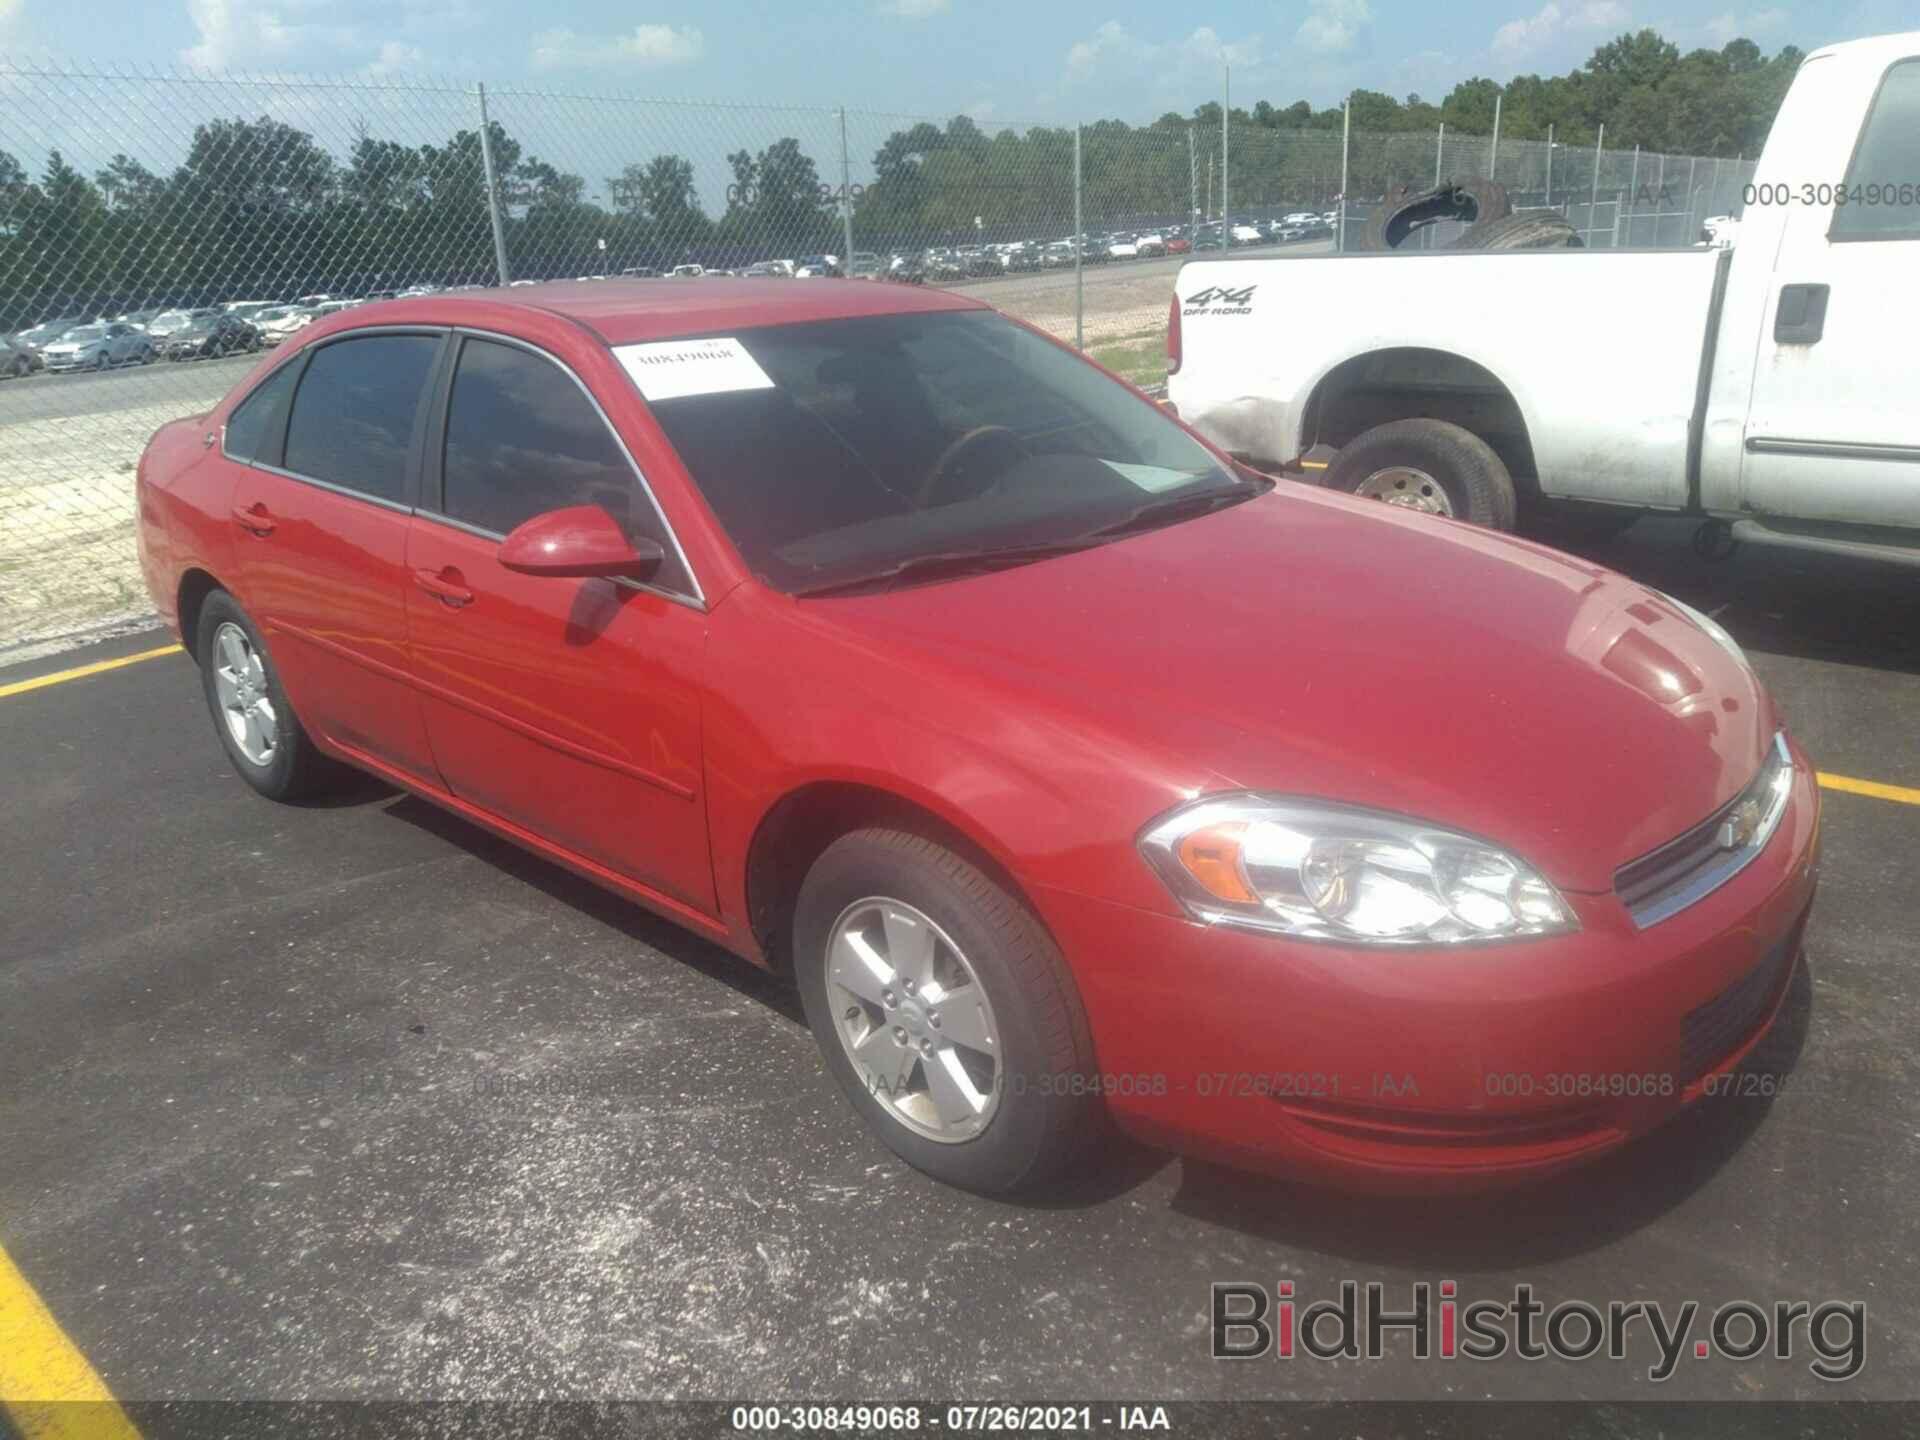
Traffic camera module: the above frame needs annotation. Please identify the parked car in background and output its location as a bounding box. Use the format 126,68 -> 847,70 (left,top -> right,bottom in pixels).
14,315 -> 89,362
1165,235 -> 1193,256
256,305 -> 318,347
1105,234 -> 1140,261
670,265 -> 707,278
795,256 -> 843,278
846,252 -> 886,279
114,308 -> 165,332
42,322 -> 154,372
224,301 -> 277,322
1134,232 -> 1167,257
147,308 -> 216,339
161,312 -> 261,361
620,267 -> 661,278
1229,222 -> 1265,246
0,334 -> 35,377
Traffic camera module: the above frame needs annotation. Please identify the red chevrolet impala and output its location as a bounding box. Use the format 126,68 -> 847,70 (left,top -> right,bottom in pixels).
136,279 -> 1819,1194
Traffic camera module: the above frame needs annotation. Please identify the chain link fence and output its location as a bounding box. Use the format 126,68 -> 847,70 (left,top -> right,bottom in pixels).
0,60 -> 1756,650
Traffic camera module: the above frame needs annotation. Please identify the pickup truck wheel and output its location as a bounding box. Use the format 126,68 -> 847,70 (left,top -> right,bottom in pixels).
1326,419 -> 1519,530
794,828 -> 1099,1195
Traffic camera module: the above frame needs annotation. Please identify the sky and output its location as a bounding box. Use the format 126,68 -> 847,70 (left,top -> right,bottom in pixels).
0,0 -> 1903,128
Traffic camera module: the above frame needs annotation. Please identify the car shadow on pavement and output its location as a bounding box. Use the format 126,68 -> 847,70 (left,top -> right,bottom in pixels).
379,790 -> 808,1028
1164,956 -> 1814,1268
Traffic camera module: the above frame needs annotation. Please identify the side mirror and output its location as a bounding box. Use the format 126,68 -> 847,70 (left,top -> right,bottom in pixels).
497,505 -> 664,581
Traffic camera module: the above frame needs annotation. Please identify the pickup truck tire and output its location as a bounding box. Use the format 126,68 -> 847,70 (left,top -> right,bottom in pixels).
1325,419 -> 1519,530
1364,178 -> 1511,251
1451,210 -> 1584,250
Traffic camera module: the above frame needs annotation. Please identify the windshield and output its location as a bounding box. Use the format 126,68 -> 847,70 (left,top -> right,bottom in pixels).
635,310 -> 1251,595
66,325 -> 107,341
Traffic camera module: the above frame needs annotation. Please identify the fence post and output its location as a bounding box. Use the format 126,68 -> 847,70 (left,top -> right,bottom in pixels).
1589,122 -> 1604,245
1435,122 -> 1445,185
1188,126 -> 1199,233
1489,91 -> 1502,184
1073,124 -> 1083,352
1654,152 -> 1667,244
1625,144 -> 1640,247
1337,97 -> 1350,253
1686,154 -> 1698,240
1545,124 -> 1553,206
1221,64 -> 1230,228
837,107 -> 855,270
475,82 -> 512,286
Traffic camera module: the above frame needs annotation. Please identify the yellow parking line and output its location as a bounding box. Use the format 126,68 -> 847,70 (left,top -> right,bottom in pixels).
0,645 -> 180,701
1818,771 -> 1920,807
0,1244 -> 139,1439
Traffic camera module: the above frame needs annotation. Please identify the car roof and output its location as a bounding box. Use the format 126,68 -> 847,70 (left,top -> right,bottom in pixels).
308,276 -> 990,347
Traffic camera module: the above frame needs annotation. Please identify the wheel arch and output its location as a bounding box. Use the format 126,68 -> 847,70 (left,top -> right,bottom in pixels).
1299,344 -> 1543,497
175,567 -> 225,661
743,779 -> 1041,977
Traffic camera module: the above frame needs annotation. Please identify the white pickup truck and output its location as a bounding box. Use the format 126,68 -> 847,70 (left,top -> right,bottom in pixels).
1167,30 -> 1920,564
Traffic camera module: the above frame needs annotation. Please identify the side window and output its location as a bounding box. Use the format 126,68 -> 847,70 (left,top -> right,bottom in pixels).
1832,59 -> 1920,242
441,337 -> 692,594
222,363 -> 300,464
283,333 -> 440,503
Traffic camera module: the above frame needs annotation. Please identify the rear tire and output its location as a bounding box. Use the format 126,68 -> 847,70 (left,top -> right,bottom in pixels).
794,828 -> 1099,1194
195,591 -> 344,802
1325,418 -> 1519,530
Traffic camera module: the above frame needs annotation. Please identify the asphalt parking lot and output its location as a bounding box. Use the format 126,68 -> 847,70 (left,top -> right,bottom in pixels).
2,514 -> 1917,1415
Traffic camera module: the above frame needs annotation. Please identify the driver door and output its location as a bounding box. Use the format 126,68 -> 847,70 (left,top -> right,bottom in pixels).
404,333 -> 715,914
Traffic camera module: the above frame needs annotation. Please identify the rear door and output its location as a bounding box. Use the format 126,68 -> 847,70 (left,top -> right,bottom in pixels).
1740,52 -> 1920,530
403,331 -> 715,913
227,330 -> 446,780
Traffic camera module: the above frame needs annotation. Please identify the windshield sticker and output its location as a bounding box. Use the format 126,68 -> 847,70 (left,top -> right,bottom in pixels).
615,337 -> 776,402
1102,461 -> 1198,493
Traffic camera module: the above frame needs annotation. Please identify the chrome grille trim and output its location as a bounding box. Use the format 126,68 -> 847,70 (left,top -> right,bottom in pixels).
1615,733 -> 1794,929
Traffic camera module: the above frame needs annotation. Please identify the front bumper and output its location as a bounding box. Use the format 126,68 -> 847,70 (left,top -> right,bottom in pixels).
43,353 -> 93,370
1034,737 -> 1822,1192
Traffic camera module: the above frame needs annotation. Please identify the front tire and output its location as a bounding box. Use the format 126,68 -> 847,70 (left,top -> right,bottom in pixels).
1325,418 -> 1519,530
195,591 -> 342,801
794,828 -> 1099,1194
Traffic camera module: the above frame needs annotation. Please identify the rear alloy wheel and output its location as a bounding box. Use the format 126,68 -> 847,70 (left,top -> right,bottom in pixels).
195,591 -> 345,801
1325,418 -> 1519,530
795,828 -> 1099,1194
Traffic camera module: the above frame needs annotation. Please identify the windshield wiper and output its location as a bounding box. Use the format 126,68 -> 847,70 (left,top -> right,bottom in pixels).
792,540 -> 1098,597
1076,480 -> 1267,543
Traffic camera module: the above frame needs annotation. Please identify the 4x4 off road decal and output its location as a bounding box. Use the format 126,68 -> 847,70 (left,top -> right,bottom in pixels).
1183,285 -> 1257,317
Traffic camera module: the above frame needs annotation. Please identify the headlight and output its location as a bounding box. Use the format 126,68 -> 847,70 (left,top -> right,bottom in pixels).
1138,795 -> 1576,946
1660,592 -> 1749,672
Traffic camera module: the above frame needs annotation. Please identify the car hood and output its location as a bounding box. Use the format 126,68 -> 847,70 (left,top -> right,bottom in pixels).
805,486 -> 1772,893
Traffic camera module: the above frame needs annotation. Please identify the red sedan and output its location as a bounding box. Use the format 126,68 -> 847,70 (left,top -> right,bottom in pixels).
136,279 -> 1819,1194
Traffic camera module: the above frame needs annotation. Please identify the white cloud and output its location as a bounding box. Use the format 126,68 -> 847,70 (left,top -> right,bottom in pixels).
1066,20 -> 1147,78
1491,0 -> 1629,59
1295,0 -> 1372,56
364,40 -> 425,76
1180,25 -> 1264,69
179,0 -> 365,70
1065,21 -> 1263,83
530,23 -> 706,71
876,0 -> 949,16
964,96 -> 998,120
1701,7 -> 1787,44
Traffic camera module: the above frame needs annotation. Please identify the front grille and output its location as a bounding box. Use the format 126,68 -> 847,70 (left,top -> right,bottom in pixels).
1615,733 -> 1793,928
1679,918 -> 1802,1084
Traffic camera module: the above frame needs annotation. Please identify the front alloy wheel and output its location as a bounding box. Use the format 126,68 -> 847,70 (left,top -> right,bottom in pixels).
825,897 -> 1002,1142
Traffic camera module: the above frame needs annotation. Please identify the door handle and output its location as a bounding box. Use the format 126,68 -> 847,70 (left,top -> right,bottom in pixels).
414,567 -> 474,607
232,502 -> 275,536
1774,283 -> 1829,345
